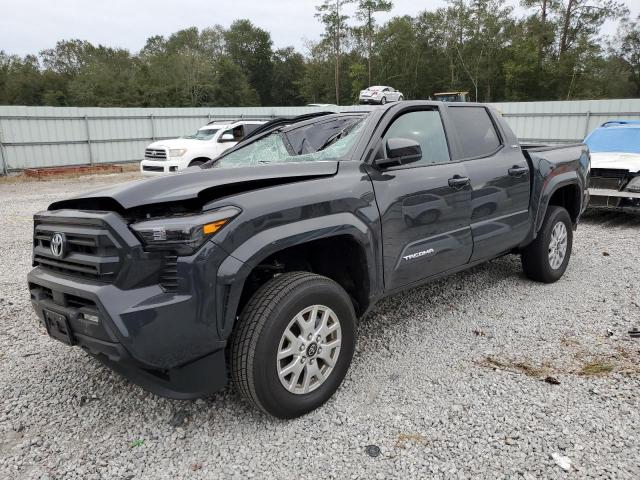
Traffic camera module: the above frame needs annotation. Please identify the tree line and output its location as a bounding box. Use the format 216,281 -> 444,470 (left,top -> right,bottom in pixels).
0,0 -> 638,107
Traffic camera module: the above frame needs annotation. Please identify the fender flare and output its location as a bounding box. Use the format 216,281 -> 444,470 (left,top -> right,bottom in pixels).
214,212 -> 379,339
534,172 -> 582,233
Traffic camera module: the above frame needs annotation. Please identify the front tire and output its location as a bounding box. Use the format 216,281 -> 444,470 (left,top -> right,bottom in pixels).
521,206 -> 573,283
380,96 -> 387,105
230,272 -> 357,419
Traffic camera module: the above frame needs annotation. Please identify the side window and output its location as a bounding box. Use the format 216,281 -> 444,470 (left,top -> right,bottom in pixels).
448,107 -> 502,158
232,125 -> 244,141
382,110 -> 450,165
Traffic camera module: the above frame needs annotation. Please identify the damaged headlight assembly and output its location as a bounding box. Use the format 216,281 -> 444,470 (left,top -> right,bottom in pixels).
130,206 -> 240,255
625,176 -> 640,193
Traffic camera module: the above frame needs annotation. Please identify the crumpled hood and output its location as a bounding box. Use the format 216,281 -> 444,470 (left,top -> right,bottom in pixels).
590,152 -> 640,173
50,161 -> 339,211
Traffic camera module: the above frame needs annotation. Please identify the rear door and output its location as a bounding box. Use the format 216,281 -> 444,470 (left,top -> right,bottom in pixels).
447,105 -> 531,261
367,106 -> 473,291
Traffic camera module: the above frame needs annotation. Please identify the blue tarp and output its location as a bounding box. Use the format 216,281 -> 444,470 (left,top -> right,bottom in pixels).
585,121 -> 640,153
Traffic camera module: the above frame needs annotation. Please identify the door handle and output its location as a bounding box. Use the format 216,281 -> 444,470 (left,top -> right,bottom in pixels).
508,166 -> 528,177
448,175 -> 470,189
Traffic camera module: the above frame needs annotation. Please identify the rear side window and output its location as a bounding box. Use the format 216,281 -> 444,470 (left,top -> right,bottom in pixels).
382,110 -> 450,165
448,107 -> 501,158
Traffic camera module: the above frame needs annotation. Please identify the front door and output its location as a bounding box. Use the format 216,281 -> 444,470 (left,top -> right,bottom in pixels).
367,108 -> 473,291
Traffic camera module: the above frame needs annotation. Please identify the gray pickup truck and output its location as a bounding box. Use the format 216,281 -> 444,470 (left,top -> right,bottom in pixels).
28,102 -> 590,418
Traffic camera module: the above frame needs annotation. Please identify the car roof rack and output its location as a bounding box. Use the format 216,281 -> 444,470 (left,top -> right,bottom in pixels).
205,118 -> 273,126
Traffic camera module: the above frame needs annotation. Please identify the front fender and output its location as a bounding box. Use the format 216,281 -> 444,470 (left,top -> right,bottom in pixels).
214,213 -> 379,339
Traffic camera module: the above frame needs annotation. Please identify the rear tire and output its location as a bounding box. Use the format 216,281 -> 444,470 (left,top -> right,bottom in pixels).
230,272 -> 357,419
521,206 -> 573,283
398,96 -> 404,101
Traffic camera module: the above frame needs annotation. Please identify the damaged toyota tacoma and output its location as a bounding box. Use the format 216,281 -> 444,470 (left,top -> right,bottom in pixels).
28,102 -> 590,418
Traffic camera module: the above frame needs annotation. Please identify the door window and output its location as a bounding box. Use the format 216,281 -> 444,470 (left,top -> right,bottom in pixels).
448,107 -> 502,158
382,110 -> 450,165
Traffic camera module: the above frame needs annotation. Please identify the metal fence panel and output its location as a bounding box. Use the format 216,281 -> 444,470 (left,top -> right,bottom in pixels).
1,100 -> 639,173
490,99 -> 640,143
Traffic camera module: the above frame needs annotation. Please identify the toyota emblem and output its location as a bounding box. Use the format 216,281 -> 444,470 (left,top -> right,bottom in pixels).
50,232 -> 66,258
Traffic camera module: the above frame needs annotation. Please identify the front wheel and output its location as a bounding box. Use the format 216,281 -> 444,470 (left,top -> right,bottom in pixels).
398,96 -> 404,102
521,206 -> 573,283
380,96 -> 387,105
230,272 -> 357,418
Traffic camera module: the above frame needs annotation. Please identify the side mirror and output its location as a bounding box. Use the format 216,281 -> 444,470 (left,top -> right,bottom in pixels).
375,138 -> 422,169
219,133 -> 235,142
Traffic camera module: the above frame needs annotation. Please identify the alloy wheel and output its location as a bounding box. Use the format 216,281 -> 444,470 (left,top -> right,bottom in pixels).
276,305 -> 342,394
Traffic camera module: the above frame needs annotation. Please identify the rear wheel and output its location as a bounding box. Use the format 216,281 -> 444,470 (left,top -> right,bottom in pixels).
230,272 -> 357,418
521,206 -> 573,283
398,96 -> 404,101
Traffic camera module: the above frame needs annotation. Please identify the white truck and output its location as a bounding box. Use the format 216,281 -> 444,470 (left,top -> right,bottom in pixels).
140,120 -> 266,176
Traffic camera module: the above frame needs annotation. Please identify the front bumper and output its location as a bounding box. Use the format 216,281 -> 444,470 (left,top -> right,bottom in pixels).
28,267 -> 227,399
588,188 -> 640,214
140,159 -> 184,176
27,209 -> 232,399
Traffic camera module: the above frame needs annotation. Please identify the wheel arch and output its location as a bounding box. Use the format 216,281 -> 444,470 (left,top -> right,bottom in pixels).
188,157 -> 211,167
215,214 -> 380,340
535,175 -> 582,233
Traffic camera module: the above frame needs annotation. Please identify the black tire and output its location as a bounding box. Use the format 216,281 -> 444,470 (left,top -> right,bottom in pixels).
398,96 -> 404,101
188,159 -> 206,167
380,96 -> 387,105
230,272 -> 357,419
521,206 -> 573,283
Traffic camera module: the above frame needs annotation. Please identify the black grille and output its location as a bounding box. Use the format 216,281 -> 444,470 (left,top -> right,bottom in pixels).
590,176 -> 623,190
159,254 -> 178,292
144,148 -> 167,160
590,168 -> 630,191
143,165 -> 165,172
33,220 -> 121,281
591,168 -> 629,179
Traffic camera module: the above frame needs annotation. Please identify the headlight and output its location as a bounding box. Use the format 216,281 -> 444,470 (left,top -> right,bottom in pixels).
130,207 -> 240,255
169,148 -> 187,157
625,176 -> 640,193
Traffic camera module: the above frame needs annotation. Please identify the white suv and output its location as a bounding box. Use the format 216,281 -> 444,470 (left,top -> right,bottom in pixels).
140,120 -> 266,175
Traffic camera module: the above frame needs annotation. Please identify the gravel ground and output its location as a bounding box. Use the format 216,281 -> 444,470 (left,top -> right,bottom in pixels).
1,173 -> 639,480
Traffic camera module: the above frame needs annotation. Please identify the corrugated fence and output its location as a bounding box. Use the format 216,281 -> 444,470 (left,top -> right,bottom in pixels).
1,99 -> 639,173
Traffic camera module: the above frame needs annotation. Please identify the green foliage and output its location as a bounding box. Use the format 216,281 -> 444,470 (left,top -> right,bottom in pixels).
0,3 -> 636,107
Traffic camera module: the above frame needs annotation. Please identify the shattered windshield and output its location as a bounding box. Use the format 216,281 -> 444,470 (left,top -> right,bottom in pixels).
214,117 -> 364,168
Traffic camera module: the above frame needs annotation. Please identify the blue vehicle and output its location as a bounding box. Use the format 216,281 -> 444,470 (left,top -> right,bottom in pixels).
584,120 -> 640,213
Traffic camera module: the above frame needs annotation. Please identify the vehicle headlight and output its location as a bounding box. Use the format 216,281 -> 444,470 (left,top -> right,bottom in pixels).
625,176 -> 640,193
169,149 -> 187,157
130,207 -> 240,255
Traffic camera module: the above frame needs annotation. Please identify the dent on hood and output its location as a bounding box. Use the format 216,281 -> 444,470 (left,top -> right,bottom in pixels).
48,162 -> 339,220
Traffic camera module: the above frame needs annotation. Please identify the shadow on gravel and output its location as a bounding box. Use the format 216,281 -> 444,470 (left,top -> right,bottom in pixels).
582,209 -> 640,227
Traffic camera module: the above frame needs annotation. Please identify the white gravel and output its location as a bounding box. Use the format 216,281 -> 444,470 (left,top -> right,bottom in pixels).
1,173 -> 639,479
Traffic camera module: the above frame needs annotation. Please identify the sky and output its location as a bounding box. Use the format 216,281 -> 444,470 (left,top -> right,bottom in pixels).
1,0 -> 639,57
